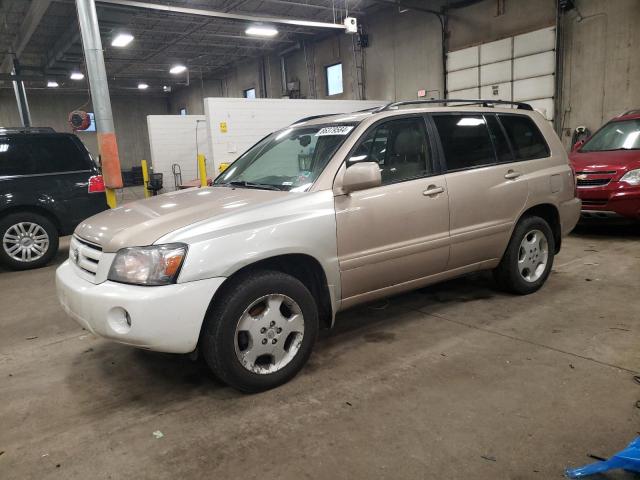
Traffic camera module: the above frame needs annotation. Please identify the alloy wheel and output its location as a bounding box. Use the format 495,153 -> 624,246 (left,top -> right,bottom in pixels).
2,222 -> 50,263
517,229 -> 549,283
234,294 -> 305,375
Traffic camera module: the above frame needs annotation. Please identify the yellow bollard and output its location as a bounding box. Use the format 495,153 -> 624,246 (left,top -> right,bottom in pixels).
219,162 -> 230,173
105,188 -> 117,208
141,159 -> 151,198
198,154 -> 207,187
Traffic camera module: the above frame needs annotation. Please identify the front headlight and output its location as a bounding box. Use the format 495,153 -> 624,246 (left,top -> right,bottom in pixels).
620,169 -> 640,186
108,244 -> 187,286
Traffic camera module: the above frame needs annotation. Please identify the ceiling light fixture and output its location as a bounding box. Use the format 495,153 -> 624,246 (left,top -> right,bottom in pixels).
245,25 -> 278,37
47,81 -> 59,88
70,71 -> 84,80
169,65 -> 187,74
138,83 -> 149,90
163,85 -> 172,93
111,32 -> 134,47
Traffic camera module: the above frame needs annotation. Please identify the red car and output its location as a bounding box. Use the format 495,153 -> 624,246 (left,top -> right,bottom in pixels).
569,110 -> 640,220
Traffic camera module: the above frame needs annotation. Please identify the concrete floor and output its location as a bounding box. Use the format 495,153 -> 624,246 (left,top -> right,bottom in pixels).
1,221 -> 639,479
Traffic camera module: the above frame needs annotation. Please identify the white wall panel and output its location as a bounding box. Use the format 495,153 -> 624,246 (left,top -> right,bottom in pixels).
480,38 -> 512,64
203,98 -> 383,171
480,60 -> 511,86
480,82 -> 512,101
147,115 -> 211,190
447,67 -> 479,91
447,45 -> 479,72
514,26 -> 555,57
448,87 -> 480,99
513,75 -> 555,101
514,51 -> 556,80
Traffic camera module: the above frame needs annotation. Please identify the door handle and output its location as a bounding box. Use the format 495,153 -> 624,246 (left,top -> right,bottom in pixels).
423,185 -> 445,197
504,170 -> 522,180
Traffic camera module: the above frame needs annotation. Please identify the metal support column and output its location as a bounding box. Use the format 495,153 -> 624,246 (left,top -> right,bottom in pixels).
75,0 -> 123,208
11,59 -> 31,128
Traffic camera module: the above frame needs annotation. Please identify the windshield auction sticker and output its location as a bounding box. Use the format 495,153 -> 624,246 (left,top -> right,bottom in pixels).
316,126 -> 354,136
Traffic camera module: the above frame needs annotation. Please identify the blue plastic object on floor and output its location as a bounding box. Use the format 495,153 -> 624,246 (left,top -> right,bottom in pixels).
566,437 -> 640,478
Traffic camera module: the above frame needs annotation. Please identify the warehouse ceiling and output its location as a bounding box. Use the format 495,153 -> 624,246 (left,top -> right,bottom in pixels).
0,0 -> 403,93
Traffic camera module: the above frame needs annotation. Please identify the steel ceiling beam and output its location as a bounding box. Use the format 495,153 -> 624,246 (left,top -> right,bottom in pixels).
1,0 -> 54,73
95,0 -> 347,30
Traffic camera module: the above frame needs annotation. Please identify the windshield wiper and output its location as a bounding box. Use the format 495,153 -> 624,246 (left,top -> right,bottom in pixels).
225,181 -> 286,191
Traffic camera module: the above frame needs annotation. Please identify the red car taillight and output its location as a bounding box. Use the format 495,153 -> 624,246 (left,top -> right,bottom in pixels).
88,175 -> 106,193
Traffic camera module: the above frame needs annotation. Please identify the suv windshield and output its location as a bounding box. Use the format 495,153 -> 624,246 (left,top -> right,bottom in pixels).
214,123 -> 356,191
581,119 -> 640,152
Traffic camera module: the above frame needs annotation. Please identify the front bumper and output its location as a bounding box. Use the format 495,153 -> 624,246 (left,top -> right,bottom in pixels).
578,184 -> 640,219
56,260 -> 225,353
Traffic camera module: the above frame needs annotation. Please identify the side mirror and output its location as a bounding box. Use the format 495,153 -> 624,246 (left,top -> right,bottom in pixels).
572,138 -> 586,152
341,162 -> 381,194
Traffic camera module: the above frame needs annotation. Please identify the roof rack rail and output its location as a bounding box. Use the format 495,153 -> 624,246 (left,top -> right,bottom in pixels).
375,99 -> 534,112
0,127 -> 56,134
621,109 -> 640,116
292,107 -> 383,126
291,114 -> 334,125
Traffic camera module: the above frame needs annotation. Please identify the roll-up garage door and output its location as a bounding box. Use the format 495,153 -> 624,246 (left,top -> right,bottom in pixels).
446,26 -> 556,121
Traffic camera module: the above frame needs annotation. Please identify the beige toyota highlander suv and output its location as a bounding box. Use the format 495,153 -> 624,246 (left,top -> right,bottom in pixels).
56,100 -> 581,392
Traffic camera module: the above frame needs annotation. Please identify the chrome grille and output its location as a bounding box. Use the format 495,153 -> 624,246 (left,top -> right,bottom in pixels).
70,236 -> 102,276
581,199 -> 608,206
575,171 -> 616,188
577,178 -> 611,187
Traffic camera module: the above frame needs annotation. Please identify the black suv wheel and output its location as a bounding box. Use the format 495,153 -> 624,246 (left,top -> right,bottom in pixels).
493,215 -> 555,295
0,212 -> 59,270
200,270 -> 319,393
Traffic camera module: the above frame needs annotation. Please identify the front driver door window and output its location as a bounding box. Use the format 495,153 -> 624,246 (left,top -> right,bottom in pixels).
348,117 -> 431,184
335,116 -> 450,304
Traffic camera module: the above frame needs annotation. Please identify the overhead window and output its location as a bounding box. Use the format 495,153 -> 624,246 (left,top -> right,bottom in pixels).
244,88 -> 256,99
326,63 -> 343,96
498,114 -> 550,160
433,114 -> 496,171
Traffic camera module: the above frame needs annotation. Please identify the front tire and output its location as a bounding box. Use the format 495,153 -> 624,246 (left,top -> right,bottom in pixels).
493,215 -> 555,295
0,212 -> 59,270
200,270 -> 319,393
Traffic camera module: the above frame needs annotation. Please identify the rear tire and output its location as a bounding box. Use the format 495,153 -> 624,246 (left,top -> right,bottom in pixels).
200,270 -> 319,393
0,212 -> 59,270
493,215 -> 555,295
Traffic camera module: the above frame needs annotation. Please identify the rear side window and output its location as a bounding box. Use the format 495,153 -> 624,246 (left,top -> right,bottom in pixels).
498,115 -> 549,160
485,115 -> 513,163
432,114 -> 495,171
0,135 -> 89,177
0,138 -> 35,176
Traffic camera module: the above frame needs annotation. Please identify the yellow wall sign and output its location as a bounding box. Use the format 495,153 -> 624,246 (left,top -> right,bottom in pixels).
219,122 -> 228,133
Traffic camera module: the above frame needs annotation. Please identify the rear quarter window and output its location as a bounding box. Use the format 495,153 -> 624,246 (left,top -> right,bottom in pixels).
498,114 -> 550,160
0,137 -> 35,176
0,135 -> 90,177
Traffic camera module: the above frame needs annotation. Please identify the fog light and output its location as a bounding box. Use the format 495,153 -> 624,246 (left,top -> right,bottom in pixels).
107,307 -> 132,334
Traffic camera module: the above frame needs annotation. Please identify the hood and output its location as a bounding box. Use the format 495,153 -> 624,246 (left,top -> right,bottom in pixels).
74,186 -> 289,252
570,149 -> 640,173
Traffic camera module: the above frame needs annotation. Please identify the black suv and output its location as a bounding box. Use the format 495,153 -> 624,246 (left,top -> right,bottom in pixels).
0,128 -> 108,270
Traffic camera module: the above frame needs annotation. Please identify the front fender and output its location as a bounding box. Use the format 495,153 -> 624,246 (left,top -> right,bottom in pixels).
157,190 -> 340,306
